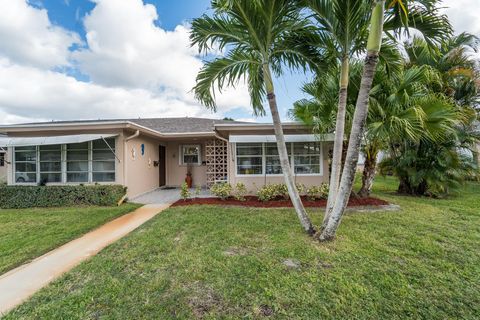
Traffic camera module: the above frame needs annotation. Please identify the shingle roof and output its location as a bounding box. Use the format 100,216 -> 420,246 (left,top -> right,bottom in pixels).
130,117 -> 246,133
9,117 -> 248,134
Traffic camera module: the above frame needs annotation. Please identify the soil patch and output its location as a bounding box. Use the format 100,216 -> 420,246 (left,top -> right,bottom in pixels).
172,196 -> 389,208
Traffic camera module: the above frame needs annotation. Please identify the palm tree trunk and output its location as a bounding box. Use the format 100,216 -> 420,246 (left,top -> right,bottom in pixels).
323,56 -> 349,229
358,144 -> 378,198
264,65 -> 315,235
319,0 -> 385,241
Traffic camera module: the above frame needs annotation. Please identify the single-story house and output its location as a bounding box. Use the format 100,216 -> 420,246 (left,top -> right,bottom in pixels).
0,118 -> 333,199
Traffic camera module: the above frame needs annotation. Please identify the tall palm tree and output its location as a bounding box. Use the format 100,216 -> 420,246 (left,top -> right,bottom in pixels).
304,0 -> 371,229
190,0 -> 322,235
304,0 -> 451,229
318,0 -> 450,241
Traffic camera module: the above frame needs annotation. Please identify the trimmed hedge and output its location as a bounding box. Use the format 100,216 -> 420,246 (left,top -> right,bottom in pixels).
0,185 -> 127,209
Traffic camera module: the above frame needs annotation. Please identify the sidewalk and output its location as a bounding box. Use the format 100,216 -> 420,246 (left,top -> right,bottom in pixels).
0,204 -> 169,315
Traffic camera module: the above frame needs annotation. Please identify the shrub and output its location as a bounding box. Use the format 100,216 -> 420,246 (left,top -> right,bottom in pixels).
233,182 -> 247,201
257,183 -> 289,201
180,182 -> 191,201
194,185 -> 202,198
0,185 -> 127,209
210,182 -> 232,200
306,184 -> 329,201
295,183 -> 306,196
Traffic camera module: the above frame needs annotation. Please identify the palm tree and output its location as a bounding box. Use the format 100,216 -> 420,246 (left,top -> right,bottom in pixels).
359,64 -> 437,197
304,0 -> 371,229
318,0 -> 452,241
190,0 -> 321,235
304,0 -> 451,229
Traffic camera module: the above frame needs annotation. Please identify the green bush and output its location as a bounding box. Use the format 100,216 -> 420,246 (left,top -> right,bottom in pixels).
180,182 -> 191,201
210,182 -> 232,200
233,182 -> 247,201
0,185 -> 127,209
257,183 -> 289,201
306,184 -> 329,201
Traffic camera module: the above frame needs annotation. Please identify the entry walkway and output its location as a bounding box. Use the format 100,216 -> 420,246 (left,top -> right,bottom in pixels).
0,204 -> 169,315
133,187 -> 213,204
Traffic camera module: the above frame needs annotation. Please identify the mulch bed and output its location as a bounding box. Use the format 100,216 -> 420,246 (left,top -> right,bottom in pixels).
172,196 -> 389,208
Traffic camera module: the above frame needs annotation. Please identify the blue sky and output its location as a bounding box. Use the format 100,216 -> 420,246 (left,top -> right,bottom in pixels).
0,0 -> 478,124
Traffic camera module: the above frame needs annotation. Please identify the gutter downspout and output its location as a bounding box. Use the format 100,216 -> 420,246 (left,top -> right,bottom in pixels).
123,130 -> 140,187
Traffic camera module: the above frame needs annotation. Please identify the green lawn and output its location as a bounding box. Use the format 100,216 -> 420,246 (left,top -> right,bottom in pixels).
0,203 -> 140,275
5,178 -> 480,319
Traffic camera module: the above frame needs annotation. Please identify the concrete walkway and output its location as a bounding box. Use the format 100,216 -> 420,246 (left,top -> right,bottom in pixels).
0,204 -> 169,316
133,187 -> 213,204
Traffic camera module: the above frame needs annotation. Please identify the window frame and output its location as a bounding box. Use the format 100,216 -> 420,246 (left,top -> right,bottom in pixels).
0,152 -> 5,167
234,142 -> 323,177
179,144 -> 202,166
12,138 -> 117,185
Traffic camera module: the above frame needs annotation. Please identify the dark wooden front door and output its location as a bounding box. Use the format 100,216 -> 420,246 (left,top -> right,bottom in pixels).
159,145 -> 166,187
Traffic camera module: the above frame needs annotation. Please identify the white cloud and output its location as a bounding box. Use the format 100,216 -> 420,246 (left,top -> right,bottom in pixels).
0,0 -> 80,69
441,0 -> 480,37
72,0 -> 250,110
0,58 -> 220,124
0,0 -> 252,124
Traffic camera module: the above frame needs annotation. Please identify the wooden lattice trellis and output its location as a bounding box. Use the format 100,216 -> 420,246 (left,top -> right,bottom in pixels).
205,139 -> 228,187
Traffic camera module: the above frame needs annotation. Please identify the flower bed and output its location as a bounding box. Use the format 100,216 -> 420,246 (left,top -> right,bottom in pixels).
171,196 -> 389,208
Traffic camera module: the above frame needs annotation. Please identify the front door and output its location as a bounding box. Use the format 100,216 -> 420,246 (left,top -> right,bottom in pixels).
159,145 -> 166,187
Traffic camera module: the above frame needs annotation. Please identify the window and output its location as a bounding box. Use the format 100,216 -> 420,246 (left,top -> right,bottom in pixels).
67,142 -> 89,182
13,138 -> 117,184
181,145 -> 201,165
236,143 -> 262,175
92,138 -> 116,182
14,146 -> 37,183
235,142 -> 322,176
39,144 -> 62,183
265,143 -> 292,175
293,142 -> 321,174
0,153 -> 4,167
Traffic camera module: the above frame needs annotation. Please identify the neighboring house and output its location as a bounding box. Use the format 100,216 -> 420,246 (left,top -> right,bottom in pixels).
0,118 -> 333,199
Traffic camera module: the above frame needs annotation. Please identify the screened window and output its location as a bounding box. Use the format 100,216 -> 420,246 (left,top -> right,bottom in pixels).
13,138 -> 117,184
67,142 -> 89,182
181,145 -> 201,165
0,153 -> 4,167
236,143 -> 263,175
92,138 -> 116,182
39,144 -> 62,183
265,143 -> 292,175
293,142 -> 321,174
14,146 -> 37,183
235,142 -> 322,176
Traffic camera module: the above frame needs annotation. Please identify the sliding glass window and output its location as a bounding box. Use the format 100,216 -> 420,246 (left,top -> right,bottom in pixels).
92,138 -> 116,182
13,138 -> 116,184
293,142 -> 321,174
14,146 -> 37,183
66,142 -> 89,183
39,144 -> 62,183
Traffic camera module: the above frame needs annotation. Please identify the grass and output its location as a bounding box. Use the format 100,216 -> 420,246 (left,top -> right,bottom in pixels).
0,203 -> 140,275
4,177 -> 480,319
